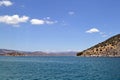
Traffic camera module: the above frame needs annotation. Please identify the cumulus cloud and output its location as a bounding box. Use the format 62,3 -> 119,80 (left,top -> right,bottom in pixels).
0,0 -> 13,7
0,15 -> 29,25
86,28 -> 100,33
30,19 -> 45,25
86,28 -> 109,37
30,18 -> 57,25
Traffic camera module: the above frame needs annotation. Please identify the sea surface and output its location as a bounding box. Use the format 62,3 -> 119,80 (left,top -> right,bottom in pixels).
0,56 -> 120,80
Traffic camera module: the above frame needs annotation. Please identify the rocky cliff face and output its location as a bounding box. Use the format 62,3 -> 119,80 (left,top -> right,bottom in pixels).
77,34 -> 120,57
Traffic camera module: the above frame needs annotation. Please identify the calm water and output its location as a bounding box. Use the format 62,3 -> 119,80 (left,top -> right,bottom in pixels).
0,56 -> 120,80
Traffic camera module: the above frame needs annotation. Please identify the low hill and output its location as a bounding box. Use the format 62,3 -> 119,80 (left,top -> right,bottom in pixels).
77,34 -> 120,57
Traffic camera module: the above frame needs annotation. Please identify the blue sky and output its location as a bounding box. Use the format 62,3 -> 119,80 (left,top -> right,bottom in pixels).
0,0 -> 120,51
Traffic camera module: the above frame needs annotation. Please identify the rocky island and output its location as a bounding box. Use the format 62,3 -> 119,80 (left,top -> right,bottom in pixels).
77,34 -> 120,57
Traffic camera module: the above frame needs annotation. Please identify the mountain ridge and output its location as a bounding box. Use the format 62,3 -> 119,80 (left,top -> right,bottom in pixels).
0,49 -> 76,56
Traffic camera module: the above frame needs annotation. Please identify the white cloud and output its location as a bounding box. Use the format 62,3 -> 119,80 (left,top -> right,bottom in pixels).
45,20 -> 57,24
68,11 -> 75,15
0,15 -> 29,25
44,17 -> 57,24
86,28 -> 109,38
0,15 -> 57,26
0,0 -> 13,7
30,18 -> 57,25
86,28 -> 100,33
30,19 -> 45,25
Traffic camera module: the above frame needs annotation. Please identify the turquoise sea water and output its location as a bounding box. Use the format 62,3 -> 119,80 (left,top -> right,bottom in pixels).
0,56 -> 120,80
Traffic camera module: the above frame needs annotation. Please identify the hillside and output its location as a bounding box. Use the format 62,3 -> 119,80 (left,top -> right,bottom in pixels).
77,34 -> 120,57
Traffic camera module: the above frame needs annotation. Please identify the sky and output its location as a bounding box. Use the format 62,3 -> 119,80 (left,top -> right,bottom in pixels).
0,0 -> 120,52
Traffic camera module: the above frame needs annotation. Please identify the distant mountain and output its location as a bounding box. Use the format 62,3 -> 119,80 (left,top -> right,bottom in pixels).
48,51 -> 76,56
0,49 -> 16,54
77,34 -> 120,57
0,49 -> 76,56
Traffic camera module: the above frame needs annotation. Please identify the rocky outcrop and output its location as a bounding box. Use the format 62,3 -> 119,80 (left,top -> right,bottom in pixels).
77,34 -> 120,57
